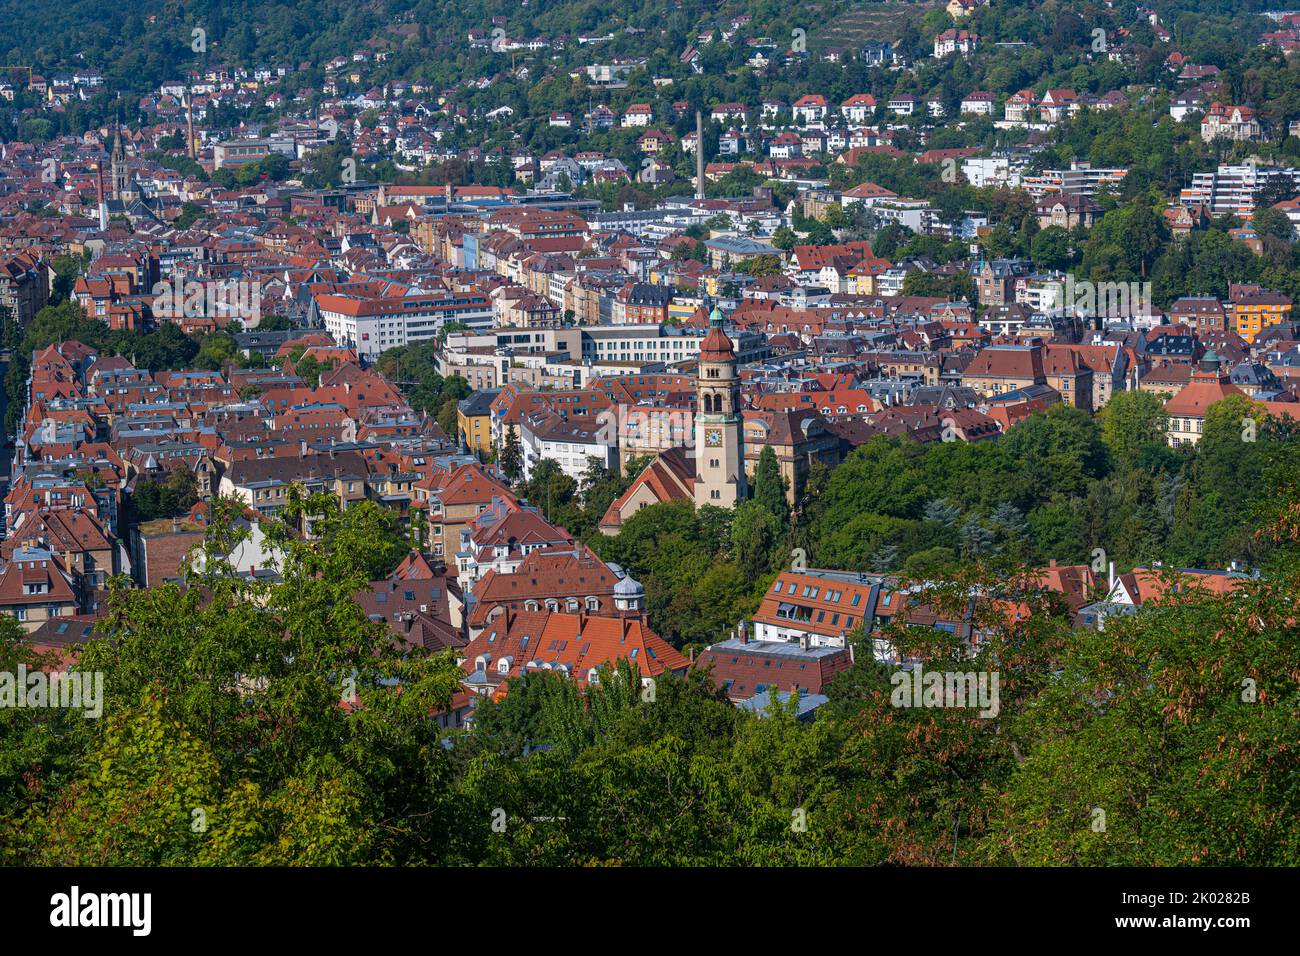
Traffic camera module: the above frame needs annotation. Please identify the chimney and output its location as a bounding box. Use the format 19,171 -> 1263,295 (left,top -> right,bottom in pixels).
186,88 -> 196,160
695,110 -> 705,201
95,162 -> 108,232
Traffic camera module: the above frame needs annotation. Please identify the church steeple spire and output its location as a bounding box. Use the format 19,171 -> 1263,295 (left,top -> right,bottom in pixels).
110,123 -> 130,202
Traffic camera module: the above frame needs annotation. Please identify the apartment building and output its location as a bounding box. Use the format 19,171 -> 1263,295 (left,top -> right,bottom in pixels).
1179,165 -> 1300,220
519,410 -> 617,483
752,569 -> 881,647
1164,351 -> 1245,446
1230,285 -> 1293,344
1021,161 -> 1128,198
0,546 -> 82,634
1200,103 -> 1262,143
315,289 -> 493,359
456,389 -> 500,457
961,345 -> 1047,397
0,253 -> 51,328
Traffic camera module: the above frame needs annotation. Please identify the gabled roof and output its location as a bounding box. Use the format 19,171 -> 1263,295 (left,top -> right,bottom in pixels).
461,609 -> 688,689
1164,378 -> 1245,417
599,447 -> 696,531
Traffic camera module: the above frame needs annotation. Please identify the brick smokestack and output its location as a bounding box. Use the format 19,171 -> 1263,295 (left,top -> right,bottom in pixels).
695,110 -> 705,201
186,87 -> 196,160
95,160 -> 108,232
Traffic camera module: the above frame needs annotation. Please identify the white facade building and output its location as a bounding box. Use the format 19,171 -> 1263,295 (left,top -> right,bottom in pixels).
314,290 -> 493,359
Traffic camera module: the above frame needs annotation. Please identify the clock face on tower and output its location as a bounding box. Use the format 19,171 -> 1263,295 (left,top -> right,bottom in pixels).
704,428 -> 723,447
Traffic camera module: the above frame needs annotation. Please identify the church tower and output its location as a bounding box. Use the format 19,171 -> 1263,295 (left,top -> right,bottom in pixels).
694,305 -> 746,508
110,128 -> 130,202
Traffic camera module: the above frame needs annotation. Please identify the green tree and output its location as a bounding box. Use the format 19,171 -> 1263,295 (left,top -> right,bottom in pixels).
753,445 -> 789,524
1102,390 -> 1170,471
499,429 -> 524,484
287,489 -> 408,581
730,499 -> 781,580
771,226 -> 798,251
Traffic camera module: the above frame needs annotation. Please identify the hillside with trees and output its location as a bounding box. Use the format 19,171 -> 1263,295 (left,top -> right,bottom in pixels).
2,472 -> 1297,865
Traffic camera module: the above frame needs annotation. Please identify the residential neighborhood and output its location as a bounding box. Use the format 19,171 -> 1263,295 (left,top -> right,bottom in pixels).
0,0 -> 1296,886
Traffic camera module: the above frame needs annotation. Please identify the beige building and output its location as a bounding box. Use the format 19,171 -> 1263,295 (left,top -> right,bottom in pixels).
0,546 -> 81,633
1036,194 -> 1100,230
1042,345 -> 1094,411
742,408 -> 841,505
1163,352 -> 1245,447
413,464 -> 514,560
694,309 -> 746,508
961,345 -> 1046,397
1139,363 -> 1191,400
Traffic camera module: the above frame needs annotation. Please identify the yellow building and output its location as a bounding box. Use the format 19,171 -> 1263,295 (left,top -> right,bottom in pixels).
456,390 -> 499,457
1231,290 -> 1292,344
849,258 -> 890,295
667,301 -> 697,324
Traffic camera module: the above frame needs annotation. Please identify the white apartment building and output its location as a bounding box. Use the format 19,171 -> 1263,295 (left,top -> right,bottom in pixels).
1015,275 -> 1067,314
1021,161 -> 1128,198
443,322 -> 769,373
933,29 -> 978,57
960,92 -> 997,116
519,412 -> 618,483
1179,165 -> 1300,219
314,290 -> 493,359
872,197 -> 935,233
752,569 -> 885,649
443,324 -> 690,366
961,155 -> 1016,188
